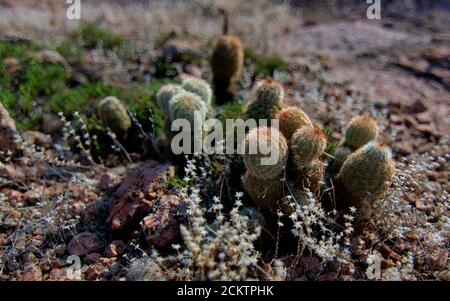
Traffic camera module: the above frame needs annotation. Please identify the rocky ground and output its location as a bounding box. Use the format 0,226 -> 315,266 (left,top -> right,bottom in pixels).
0,0 -> 448,281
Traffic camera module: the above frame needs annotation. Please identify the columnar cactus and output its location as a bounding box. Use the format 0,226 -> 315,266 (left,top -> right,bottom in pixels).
242,126 -> 288,179
290,125 -> 327,168
181,77 -> 213,106
246,79 -> 285,121
98,96 -> 132,138
156,84 -> 185,116
275,106 -> 313,140
343,115 -> 379,151
337,142 -> 395,206
241,171 -> 283,213
211,9 -> 244,105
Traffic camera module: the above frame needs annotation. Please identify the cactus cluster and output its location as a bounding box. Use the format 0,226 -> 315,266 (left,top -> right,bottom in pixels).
98,96 -> 132,138
155,79 -> 212,156
245,79 -> 285,121
241,107 -> 394,217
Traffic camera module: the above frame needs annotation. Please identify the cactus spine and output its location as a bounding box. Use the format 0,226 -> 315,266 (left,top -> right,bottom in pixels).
275,106 -> 313,140
98,96 -> 132,138
343,115 -> 379,151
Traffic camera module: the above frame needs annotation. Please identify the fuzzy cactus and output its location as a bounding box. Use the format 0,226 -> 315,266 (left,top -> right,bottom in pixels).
332,146 -> 352,173
242,171 -> 283,213
211,9 -> 244,105
343,115 -> 379,151
275,106 -> 313,140
181,77 -> 213,106
169,91 -> 208,124
290,125 -> 327,168
297,159 -> 325,195
337,142 -> 395,206
242,126 -> 288,179
156,84 -> 185,116
253,79 -> 284,106
245,79 -> 285,121
98,96 -> 132,138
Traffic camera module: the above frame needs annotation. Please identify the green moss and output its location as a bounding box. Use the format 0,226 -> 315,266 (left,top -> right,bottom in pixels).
167,175 -> 187,189
323,127 -> 339,157
245,48 -> 288,77
71,23 -> 124,50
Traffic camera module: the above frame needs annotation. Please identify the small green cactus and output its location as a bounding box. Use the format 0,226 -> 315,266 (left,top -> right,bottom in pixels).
290,125 -> 327,168
169,91 -> 209,124
156,84 -> 185,116
181,77 -> 213,106
337,142 -> 395,205
98,96 -> 132,138
253,79 -> 284,106
245,79 -> 285,121
343,115 -> 379,151
242,171 -> 283,213
275,106 -> 313,140
242,126 -> 288,179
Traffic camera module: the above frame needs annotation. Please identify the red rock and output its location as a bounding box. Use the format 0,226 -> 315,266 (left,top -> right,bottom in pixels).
67,232 -> 104,256
429,248 -> 448,271
55,244 -> 66,257
99,172 -> 118,191
407,99 -> 427,114
51,258 -> 66,269
85,253 -> 102,264
142,195 -> 185,248
415,111 -> 432,124
105,240 -> 127,258
22,130 -> 52,148
0,164 -> 18,180
114,161 -> 174,198
20,263 -> 42,281
85,265 -> 103,281
108,161 -> 174,231
23,190 -> 40,205
379,244 -> 393,259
